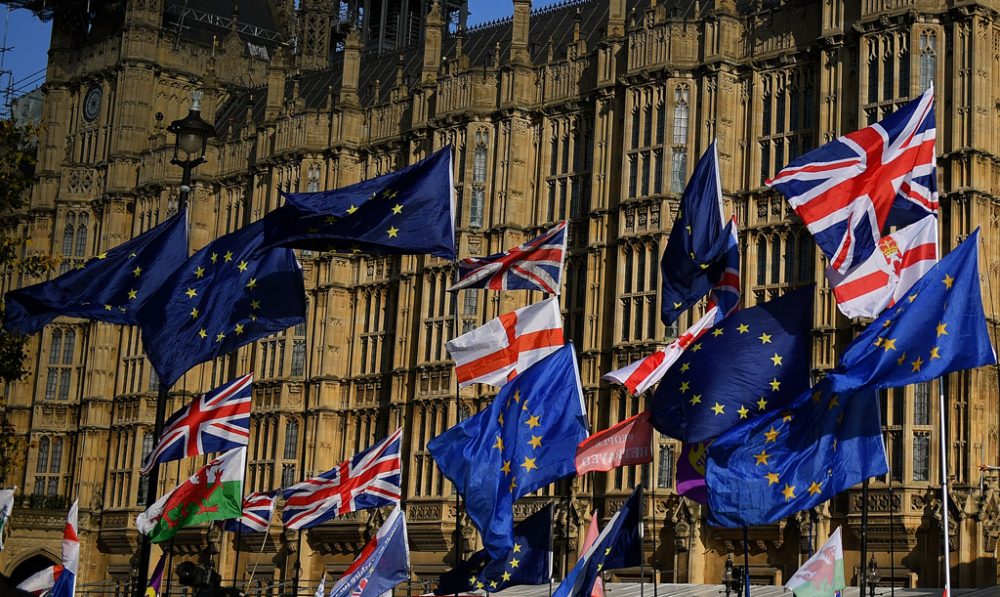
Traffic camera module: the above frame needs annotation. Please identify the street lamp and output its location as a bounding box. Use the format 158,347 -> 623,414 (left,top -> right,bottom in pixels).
723,554 -> 743,597
867,555 -> 880,597
167,90 -> 216,209
132,89 -> 215,597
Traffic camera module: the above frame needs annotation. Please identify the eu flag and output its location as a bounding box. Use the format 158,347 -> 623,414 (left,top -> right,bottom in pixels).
705,380 -> 887,527
4,213 -> 187,334
660,141 -> 733,325
136,219 -> 306,387
552,485 -> 642,597
435,503 -> 553,595
260,147 -> 455,260
649,286 -> 813,443
428,343 -> 588,558
827,228 -> 996,394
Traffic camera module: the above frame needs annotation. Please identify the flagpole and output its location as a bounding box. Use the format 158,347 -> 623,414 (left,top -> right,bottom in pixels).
232,525 -> 243,585
860,478 -> 869,597
741,526 -> 750,597
650,436 -> 657,597
938,377 -> 952,596
451,253 -> 464,597
292,290 -> 322,596
888,474 -> 895,597
639,481 -> 645,597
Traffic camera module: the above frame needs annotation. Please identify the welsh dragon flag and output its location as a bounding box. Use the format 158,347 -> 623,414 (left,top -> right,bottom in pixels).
136,447 -> 245,543
785,527 -> 847,597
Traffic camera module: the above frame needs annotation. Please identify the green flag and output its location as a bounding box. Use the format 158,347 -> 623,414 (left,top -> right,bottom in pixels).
785,526 -> 846,597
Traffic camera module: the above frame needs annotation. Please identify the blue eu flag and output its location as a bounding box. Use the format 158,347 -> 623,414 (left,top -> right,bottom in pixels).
552,486 -> 642,597
705,380 -> 887,527
649,286 -> 813,443
428,343 -> 588,558
827,228 -> 996,394
4,213 -> 188,334
435,503 -> 553,595
137,218 -> 306,387
260,147 -> 455,260
660,141 -> 733,325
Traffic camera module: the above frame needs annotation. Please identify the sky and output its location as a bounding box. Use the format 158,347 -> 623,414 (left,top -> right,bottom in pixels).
0,0 -> 565,103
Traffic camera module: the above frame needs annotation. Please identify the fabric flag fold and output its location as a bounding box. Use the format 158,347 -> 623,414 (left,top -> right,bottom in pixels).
675,443 -> 709,504
579,511 -> 604,597
705,218 -> 741,321
660,141 -> 733,326
144,552 -> 166,597
785,527 -> 847,597
575,411 -> 652,475
327,506 -> 410,597
706,380 -> 887,528
827,228 -> 996,394
282,428 -> 402,530
429,344 -> 588,558
552,485 -> 642,597
223,490 -> 278,534
260,147 -> 455,260
4,212 -> 188,335
447,297 -> 564,389
0,487 -> 13,551
17,565 -> 64,595
50,500 -> 78,597
141,374 -> 253,474
136,447 -> 245,543
827,215 -> 938,319
767,87 -> 937,274
650,286 -> 814,444
602,306 -> 718,396
435,504 -> 553,595
449,221 -> 567,294
137,218 -> 306,387
312,574 -> 326,597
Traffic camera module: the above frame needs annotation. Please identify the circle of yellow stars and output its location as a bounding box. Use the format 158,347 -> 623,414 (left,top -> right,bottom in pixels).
188,248 -> 261,344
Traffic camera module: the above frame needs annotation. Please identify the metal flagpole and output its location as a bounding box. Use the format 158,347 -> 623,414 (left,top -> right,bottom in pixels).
232,525 -> 243,585
741,526 -> 750,597
639,481 -> 645,597
650,437 -> 658,597
938,377 -> 952,596
860,479 -> 870,597
888,474 -> 895,597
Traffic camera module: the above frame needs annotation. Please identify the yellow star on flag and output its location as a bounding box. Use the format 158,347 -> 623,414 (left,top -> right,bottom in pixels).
347,204 -> 359,214
711,402 -> 725,415
250,300 -> 261,310
235,323 -> 245,335
691,343 -> 702,352
223,251 -> 233,262
680,363 -> 690,373
881,338 -> 897,352
490,581 -> 498,590
911,356 -> 924,372
679,381 -> 690,393
756,397 -> 768,410
185,288 -> 197,299
770,353 -> 783,366
493,436 -> 504,450
943,273 -> 954,289
689,394 -> 702,405
738,405 -> 749,419
190,307 -> 199,319
930,346 -> 941,360
758,333 -> 772,344
521,457 -> 538,472
808,481 -> 823,496
127,289 -> 137,300
737,323 -> 750,334
673,301 -> 682,309
216,332 -> 226,342
194,266 -> 205,278
237,261 -> 248,272
246,278 -> 257,289
769,378 -> 781,391
513,543 -> 522,553
712,328 -> 724,337
754,449 -> 769,466
766,472 -> 779,485
896,352 -> 908,366
509,478 -> 517,493
104,304 -> 112,311
827,395 -> 840,411
97,252 -> 108,259
525,415 -> 541,429
509,558 -> 520,569
782,483 -> 796,501
392,204 -> 403,214
528,435 -> 543,449
133,266 -> 142,277
500,460 -> 512,474
387,226 -> 399,238
764,426 -> 779,443
210,252 -> 218,263
936,322 -> 948,337
198,328 -> 207,339
325,215 -> 337,224
502,571 -> 511,582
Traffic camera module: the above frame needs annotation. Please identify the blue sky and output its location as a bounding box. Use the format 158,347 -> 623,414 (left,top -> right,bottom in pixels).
1,1 -> 564,100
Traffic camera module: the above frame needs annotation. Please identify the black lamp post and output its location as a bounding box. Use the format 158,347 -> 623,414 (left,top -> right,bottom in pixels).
166,90 -> 216,210
867,555 -> 880,597
132,90 -> 215,597
723,553 -> 743,597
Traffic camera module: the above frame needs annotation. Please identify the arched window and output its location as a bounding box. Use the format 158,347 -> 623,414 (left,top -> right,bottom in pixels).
284,420 -> 299,460
882,35 -> 895,100
36,437 -> 49,473
672,86 -> 689,145
470,138 -> 487,228
62,330 -> 75,364
61,219 -> 74,257
756,236 -> 767,286
770,236 -> 782,284
919,31 -> 937,92
75,214 -> 88,257
49,331 -> 62,365
50,437 -> 62,472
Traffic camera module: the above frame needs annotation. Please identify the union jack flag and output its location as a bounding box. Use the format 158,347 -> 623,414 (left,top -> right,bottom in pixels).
449,221 -> 567,294
767,87 -> 937,274
223,490 -> 277,534
705,217 -> 741,322
282,428 -> 403,530
141,374 -> 253,474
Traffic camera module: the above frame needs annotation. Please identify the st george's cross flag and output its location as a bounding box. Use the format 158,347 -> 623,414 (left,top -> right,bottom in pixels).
223,490 -> 278,534
449,222 -> 567,294
141,374 -> 253,474
447,297 -> 564,389
602,305 -> 719,396
327,506 -> 410,597
282,429 -> 402,530
767,87 -> 937,274
785,527 -> 847,597
826,215 -> 937,318
49,501 -> 79,597
17,565 -> 65,595
574,411 -> 653,475
136,448 -> 245,543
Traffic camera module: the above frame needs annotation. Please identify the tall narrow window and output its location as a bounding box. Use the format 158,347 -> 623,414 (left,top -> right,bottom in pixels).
776,89 -> 786,134
284,420 -> 299,459
75,214 -> 88,257
883,36 -> 894,100
868,39 -> 879,104
919,32 -> 937,92
471,140 -> 487,228
657,443 -> 675,489
670,150 -> 687,193
291,339 -> 305,377
61,219 -> 74,257
631,109 -> 641,149
913,432 -> 930,481
914,382 -> 930,425
643,105 -> 653,147
898,35 -> 910,97
672,87 -> 689,145
628,158 -> 638,198
770,236 -> 781,284
756,236 -> 767,286
36,437 -> 49,473
656,104 -> 666,145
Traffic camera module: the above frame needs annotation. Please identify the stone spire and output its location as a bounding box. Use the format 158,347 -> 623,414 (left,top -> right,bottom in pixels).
421,1 -> 444,84
511,0 -> 532,67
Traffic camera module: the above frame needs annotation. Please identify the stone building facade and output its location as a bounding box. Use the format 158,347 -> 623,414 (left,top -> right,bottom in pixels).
0,0 -> 999,593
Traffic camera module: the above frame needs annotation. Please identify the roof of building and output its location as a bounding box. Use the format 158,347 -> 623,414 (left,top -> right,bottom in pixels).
213,0 -> 703,141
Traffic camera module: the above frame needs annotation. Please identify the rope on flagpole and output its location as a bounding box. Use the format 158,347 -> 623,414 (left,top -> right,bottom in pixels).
245,520 -> 271,593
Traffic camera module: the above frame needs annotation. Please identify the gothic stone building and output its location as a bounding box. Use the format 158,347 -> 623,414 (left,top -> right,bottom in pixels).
1,0 -> 999,593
